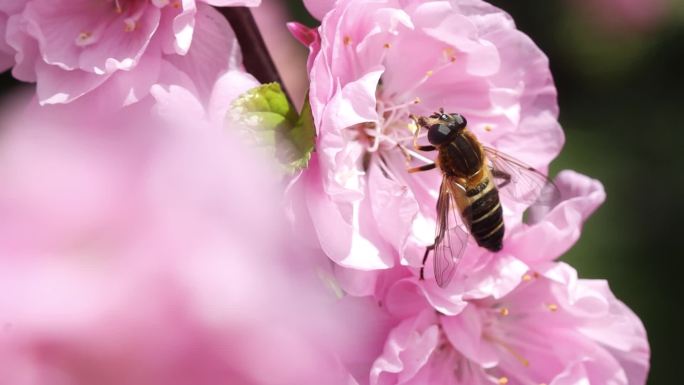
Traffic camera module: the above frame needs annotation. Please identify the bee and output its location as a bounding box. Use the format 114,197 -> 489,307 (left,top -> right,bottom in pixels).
408,109 -> 557,288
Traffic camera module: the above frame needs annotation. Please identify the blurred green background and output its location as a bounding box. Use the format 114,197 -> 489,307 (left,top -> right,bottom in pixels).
1,1 -> 680,384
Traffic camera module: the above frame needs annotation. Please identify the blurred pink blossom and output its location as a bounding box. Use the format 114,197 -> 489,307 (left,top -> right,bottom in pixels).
293,0 -> 564,275
371,262 -> 649,385
571,0 -> 670,32
0,75 -> 390,384
0,0 -> 258,106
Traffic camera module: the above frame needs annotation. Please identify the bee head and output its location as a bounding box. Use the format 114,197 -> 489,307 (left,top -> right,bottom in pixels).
426,112 -> 467,146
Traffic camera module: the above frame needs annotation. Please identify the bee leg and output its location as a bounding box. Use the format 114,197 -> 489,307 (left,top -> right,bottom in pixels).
415,145 -> 436,152
419,244 -> 435,281
408,163 -> 436,173
396,143 -> 414,163
491,169 -> 512,188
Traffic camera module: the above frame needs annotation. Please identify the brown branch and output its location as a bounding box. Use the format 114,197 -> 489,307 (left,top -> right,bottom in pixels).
220,7 -> 294,106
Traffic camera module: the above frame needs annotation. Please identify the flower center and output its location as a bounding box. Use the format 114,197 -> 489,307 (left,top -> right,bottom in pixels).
349,44 -> 461,170
350,90 -> 433,172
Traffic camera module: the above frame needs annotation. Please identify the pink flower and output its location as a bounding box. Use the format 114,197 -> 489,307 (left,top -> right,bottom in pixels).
2,0 -> 258,106
371,262 -> 649,385
331,170 -> 606,316
0,84 -> 390,384
295,0 -> 564,274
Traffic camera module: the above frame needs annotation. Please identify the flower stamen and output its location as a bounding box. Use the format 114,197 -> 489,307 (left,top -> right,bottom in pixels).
394,58 -> 457,101
76,31 -> 96,46
488,336 -> 530,367
381,97 -> 420,114
443,47 -> 457,62
124,19 -> 137,32
365,129 -> 433,164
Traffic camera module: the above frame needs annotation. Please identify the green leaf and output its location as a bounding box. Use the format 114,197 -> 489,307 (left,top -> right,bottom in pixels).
285,94 -> 315,172
229,83 -> 315,173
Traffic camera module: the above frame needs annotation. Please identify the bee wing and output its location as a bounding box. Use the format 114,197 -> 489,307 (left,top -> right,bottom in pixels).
483,147 -> 560,208
432,179 -> 469,288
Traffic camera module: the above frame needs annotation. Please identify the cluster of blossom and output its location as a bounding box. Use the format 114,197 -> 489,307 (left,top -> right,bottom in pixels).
0,0 -> 649,384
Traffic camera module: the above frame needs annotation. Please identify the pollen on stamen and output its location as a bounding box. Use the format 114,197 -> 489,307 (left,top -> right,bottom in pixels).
498,377 -> 509,384
499,307 -> 510,317
172,1 -> 182,9
124,20 -> 136,32
522,273 -> 532,281
484,125 -> 493,132
547,303 -> 559,312
425,70 -> 434,77
78,32 -> 92,41
443,47 -> 457,63
383,42 -> 391,49
343,35 -> 352,46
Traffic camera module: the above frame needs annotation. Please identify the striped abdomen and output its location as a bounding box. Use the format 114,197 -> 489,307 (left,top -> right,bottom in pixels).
460,174 -> 504,252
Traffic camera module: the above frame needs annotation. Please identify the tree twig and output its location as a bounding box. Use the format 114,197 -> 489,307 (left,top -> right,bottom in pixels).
220,7 -> 294,107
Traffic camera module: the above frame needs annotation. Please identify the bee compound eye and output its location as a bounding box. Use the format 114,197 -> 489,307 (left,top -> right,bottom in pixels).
427,123 -> 453,145
451,113 -> 467,129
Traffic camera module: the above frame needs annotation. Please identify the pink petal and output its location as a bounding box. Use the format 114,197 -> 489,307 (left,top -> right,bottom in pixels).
201,0 -> 261,6
0,13 -> 14,72
287,21 -> 318,47
383,276 -> 433,319
574,280 -> 650,385
418,7 -> 500,77
170,0 -> 197,55
77,6 -> 160,74
325,67 -> 384,130
370,310 -> 440,385
417,252 -> 528,315
441,305 -> 499,368
6,13 -> 39,82
165,3 -> 241,102
22,0 -> 107,71
333,265 -> 380,297
368,157 -> 419,261
34,61 -> 111,105
303,0 -> 336,20
304,157 -> 394,270
390,276 -> 468,317
507,170 -> 606,265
